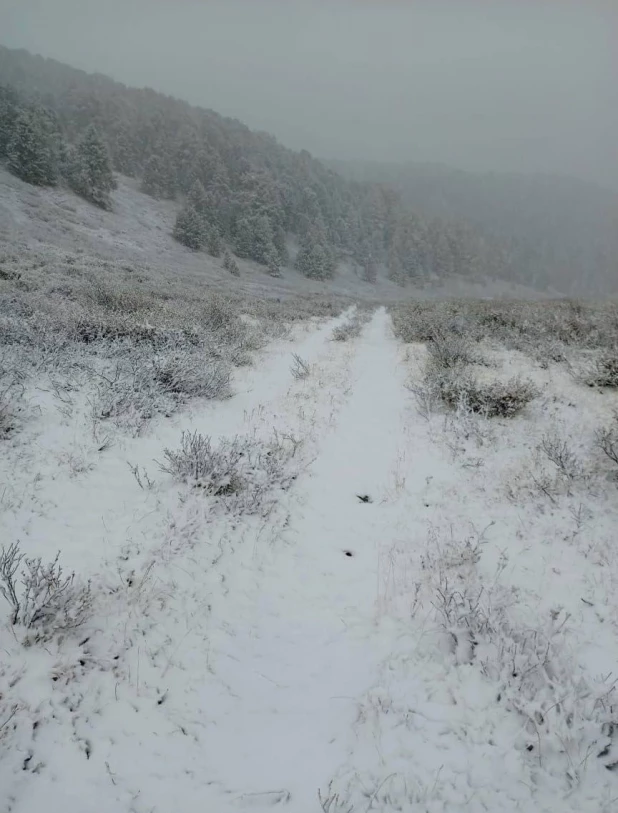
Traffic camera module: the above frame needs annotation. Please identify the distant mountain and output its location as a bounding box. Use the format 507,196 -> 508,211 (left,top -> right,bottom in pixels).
0,44 -> 615,295
327,160 -> 618,295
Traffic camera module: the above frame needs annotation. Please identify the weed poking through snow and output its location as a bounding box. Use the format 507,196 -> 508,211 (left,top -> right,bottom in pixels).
290,353 -> 311,380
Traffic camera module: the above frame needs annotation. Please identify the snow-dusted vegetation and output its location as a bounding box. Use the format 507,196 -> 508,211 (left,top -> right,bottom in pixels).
1,34 -> 618,813
2,275 -> 618,811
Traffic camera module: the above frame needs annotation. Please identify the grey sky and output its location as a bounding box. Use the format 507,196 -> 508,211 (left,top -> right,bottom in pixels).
1,0 -> 616,186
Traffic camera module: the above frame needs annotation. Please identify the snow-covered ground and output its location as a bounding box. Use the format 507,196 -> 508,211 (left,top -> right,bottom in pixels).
0,166 -> 549,302
2,304 -> 618,812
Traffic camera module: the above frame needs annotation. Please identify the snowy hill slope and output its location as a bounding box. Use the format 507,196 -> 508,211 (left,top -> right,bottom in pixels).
0,166 -> 548,302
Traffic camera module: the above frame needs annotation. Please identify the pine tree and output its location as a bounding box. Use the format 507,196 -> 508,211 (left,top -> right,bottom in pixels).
57,140 -> 72,182
273,225 -> 289,265
362,256 -> 378,284
141,153 -> 175,199
233,218 -> 254,259
264,244 -> 282,277
173,204 -> 204,250
295,235 -> 336,281
110,122 -> 138,176
250,215 -> 276,265
187,179 -> 208,215
0,85 -> 21,158
387,251 -> 407,286
69,125 -> 115,209
206,225 -> 223,258
223,250 -> 240,276
7,109 -> 58,186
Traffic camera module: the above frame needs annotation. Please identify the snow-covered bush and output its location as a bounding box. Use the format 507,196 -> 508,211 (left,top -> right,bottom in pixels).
0,367 -> 25,438
581,351 -> 618,389
152,353 -> 231,399
426,330 -> 485,370
596,417 -> 618,471
426,529 -> 616,774
159,431 -> 297,513
538,432 -> 584,482
331,309 -> 370,342
0,385 -> 18,437
91,350 -> 231,436
434,370 -> 538,418
0,544 -> 92,642
90,358 -> 173,436
391,302 -> 464,344
332,321 -> 360,342
290,353 -> 311,380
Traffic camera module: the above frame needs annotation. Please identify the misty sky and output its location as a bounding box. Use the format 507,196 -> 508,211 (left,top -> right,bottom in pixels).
1,0 -> 616,186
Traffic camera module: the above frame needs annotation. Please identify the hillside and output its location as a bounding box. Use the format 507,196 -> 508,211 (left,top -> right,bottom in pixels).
0,165 -> 547,303
329,160 -> 618,295
0,44 -> 582,295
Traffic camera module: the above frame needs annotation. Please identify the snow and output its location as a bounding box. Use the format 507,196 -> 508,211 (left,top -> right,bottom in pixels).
2,305 -> 618,812
0,165 -> 548,302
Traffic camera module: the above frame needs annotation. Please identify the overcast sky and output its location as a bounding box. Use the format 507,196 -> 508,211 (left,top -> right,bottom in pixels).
1,0 -> 616,186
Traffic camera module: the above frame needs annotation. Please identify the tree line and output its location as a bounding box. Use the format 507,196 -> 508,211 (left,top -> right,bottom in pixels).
0,45 -> 517,286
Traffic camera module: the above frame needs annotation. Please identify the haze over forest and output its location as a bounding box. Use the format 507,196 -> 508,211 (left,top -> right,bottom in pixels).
1,0 -> 616,188
0,1 -> 616,295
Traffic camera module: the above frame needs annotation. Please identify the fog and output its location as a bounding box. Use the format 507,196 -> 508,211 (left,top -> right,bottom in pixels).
1,0 -> 616,187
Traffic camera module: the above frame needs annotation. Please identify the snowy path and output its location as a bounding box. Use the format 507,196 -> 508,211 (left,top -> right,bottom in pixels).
3,308 -> 618,813
0,310 -> 351,574
193,308 -> 410,808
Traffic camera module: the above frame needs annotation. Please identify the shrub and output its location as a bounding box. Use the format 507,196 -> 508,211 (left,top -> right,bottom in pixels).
0,387 -> 16,437
152,354 -> 231,399
290,353 -> 311,380
90,349 -> 232,436
582,351 -> 618,389
426,330 -> 484,369
539,432 -> 583,481
159,431 -> 296,513
0,544 -> 92,642
435,370 -> 538,418
0,371 -> 25,438
331,310 -> 368,342
596,419 -> 618,469
91,360 -> 172,436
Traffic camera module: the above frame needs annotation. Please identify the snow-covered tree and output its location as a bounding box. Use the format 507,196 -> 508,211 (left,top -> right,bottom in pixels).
273,225 -> 289,265
7,109 -> 58,186
206,225 -> 223,257
250,215 -> 276,265
141,153 -> 176,199
187,179 -> 208,215
69,125 -> 115,209
264,244 -> 282,277
0,85 -> 20,157
362,256 -> 378,284
233,217 -> 253,259
295,234 -> 336,280
223,250 -> 240,276
173,204 -> 204,250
